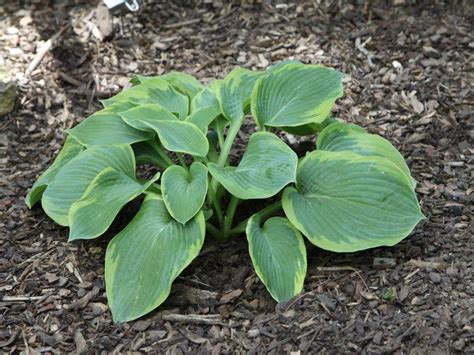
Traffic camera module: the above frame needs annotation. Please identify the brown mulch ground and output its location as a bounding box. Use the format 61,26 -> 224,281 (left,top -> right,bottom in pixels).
1,0 -> 473,353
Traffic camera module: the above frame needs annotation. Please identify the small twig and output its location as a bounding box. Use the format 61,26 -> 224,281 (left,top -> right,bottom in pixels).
355,37 -> 375,68
316,266 -> 369,290
161,313 -> 223,325
27,26 -> 69,74
161,18 -> 201,29
22,331 -> 30,355
404,268 -> 420,281
58,71 -> 86,87
405,259 -> 448,270
2,295 -> 43,302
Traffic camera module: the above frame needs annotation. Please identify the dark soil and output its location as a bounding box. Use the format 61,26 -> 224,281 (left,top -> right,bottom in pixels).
1,0 -> 473,353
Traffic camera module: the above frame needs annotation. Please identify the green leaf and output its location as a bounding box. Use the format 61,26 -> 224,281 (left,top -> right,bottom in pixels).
216,67 -> 261,123
208,132 -> 297,199
26,136 -> 84,208
132,140 -> 165,167
282,150 -> 424,252
162,162 -> 208,224
186,105 -> 221,132
266,60 -> 303,73
68,108 -> 153,147
190,86 -> 219,113
69,168 -> 160,241
41,145 -> 135,226
251,64 -> 344,128
161,71 -> 204,99
102,78 -> 189,119
317,122 -> 416,187
105,193 -> 205,322
119,104 -> 209,157
246,215 -> 306,303
132,72 -> 204,100
281,116 -> 338,136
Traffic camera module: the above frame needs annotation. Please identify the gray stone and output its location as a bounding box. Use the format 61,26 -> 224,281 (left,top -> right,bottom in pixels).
0,69 -> 16,116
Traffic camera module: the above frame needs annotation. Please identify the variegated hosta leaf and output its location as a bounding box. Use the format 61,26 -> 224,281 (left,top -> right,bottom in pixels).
102,78 -> 189,119
317,122 -> 416,188
132,140 -> 165,167
41,145 -> 135,226
186,105 -> 221,133
251,64 -> 344,128
105,193 -> 205,323
282,150 -> 424,252
26,136 -> 84,208
161,71 -> 204,99
69,168 -> 160,241
208,132 -> 297,199
246,215 -> 306,302
68,106 -> 153,147
186,86 -> 222,132
190,86 -> 219,113
132,72 -> 204,100
119,104 -> 209,157
216,67 -> 261,123
162,162 -> 208,224
266,60 -> 303,72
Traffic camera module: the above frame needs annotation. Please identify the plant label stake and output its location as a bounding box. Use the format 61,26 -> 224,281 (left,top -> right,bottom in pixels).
103,0 -> 139,12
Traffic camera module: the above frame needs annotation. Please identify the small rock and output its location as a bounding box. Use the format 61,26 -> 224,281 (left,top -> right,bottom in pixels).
96,3 -> 114,40
247,328 -> 260,338
6,26 -> 19,35
429,272 -> 441,283
446,266 -> 458,276
317,293 -> 336,311
147,330 -> 166,342
399,286 -> 409,302
430,33 -> 442,43
373,257 -> 397,269
0,69 -> 16,115
453,339 -> 465,350
8,48 -> 23,57
132,320 -> 151,332
373,331 -> 383,345
45,272 -> 59,283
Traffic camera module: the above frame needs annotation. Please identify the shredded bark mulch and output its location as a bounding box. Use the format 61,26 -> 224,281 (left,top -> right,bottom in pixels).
1,0 -> 473,353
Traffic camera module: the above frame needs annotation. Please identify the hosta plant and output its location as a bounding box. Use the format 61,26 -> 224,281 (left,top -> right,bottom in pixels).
27,62 -> 424,322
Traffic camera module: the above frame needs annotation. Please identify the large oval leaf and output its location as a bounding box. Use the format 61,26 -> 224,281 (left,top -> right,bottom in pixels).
119,104 -> 209,157
41,145 -> 135,226
162,162 -> 208,224
282,150 -> 424,252
216,67 -> 261,123
132,72 -> 203,100
69,168 -> 160,241
161,71 -> 204,99
26,136 -> 84,208
246,215 -> 306,302
317,122 -> 416,187
102,78 -> 189,119
251,64 -> 343,128
105,193 -> 205,323
208,132 -> 297,199
190,86 -> 219,113
68,109 -> 153,147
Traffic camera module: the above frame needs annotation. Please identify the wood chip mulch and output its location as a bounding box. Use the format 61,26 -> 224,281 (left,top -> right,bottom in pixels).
1,0 -> 473,353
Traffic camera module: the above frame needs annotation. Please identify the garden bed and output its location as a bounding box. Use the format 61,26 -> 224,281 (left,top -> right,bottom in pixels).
1,0 -> 472,353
